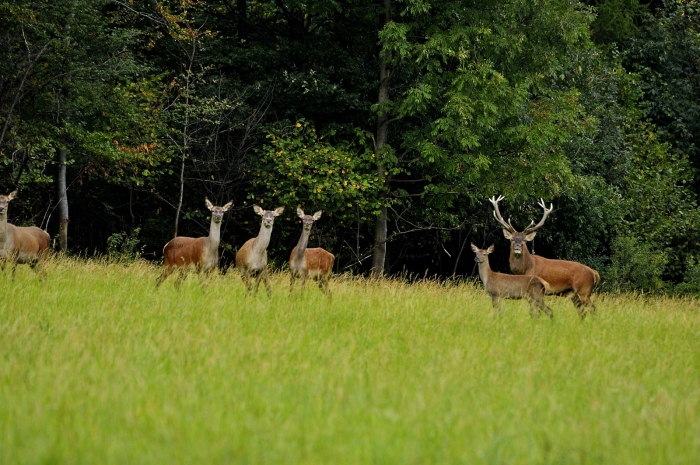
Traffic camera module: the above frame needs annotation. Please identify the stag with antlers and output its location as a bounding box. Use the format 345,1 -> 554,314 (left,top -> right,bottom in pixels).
488,195 -> 600,318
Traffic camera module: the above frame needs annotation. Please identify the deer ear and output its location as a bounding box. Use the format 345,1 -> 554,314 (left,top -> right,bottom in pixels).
8,191 -> 17,201
297,208 -> 305,219
222,201 -> 233,212
273,206 -> 285,216
312,210 -> 323,220
503,229 -> 513,240
524,232 -> 537,241
487,245 -> 495,254
470,243 -> 479,253
205,198 -> 214,210
253,205 -> 264,216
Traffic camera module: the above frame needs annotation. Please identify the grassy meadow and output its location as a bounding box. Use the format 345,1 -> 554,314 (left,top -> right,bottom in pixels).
0,258 -> 699,464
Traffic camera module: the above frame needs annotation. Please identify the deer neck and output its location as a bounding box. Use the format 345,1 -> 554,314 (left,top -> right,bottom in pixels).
476,258 -> 492,288
509,244 -> 533,274
292,227 -> 311,260
0,213 -> 8,246
207,216 -> 222,250
252,221 -> 273,255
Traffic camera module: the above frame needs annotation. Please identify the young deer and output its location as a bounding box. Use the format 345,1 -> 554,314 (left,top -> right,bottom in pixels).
0,191 -> 50,279
156,198 -> 232,287
489,195 -> 600,318
472,244 -> 553,318
235,205 -> 285,295
289,209 -> 335,296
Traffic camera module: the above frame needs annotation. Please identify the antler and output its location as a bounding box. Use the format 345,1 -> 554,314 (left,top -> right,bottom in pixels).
488,195 -> 516,233
523,198 -> 553,234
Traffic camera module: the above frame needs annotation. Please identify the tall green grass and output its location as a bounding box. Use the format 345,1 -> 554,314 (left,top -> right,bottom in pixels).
1,258 -> 698,464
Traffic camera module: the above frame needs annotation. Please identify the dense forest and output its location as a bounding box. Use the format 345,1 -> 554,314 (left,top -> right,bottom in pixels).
1,0 -> 700,292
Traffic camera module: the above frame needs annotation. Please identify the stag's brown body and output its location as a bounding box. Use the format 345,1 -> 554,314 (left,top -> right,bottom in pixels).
489,196 -> 600,318
509,249 -> 600,305
0,191 -> 50,278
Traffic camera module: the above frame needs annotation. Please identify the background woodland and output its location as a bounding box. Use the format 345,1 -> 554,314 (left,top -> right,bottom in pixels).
2,0 -> 700,292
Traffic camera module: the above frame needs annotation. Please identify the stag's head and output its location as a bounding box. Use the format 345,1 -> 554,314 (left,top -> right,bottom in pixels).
254,205 -> 285,228
488,196 -> 553,256
297,208 -> 322,231
205,198 -> 233,223
471,244 -> 494,263
0,191 -> 17,216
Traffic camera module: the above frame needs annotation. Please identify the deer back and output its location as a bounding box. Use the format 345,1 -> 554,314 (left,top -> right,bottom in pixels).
4,224 -> 50,262
517,253 -> 597,295
303,248 -> 334,278
163,236 -> 208,268
486,270 -> 545,299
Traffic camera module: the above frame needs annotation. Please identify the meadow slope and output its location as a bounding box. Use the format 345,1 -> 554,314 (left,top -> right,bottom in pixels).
0,259 -> 699,464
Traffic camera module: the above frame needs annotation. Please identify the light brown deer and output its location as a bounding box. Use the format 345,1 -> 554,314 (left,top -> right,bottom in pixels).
488,195 -> 600,318
472,244 -> 553,318
156,198 -> 232,287
289,209 -> 335,296
235,205 -> 284,295
0,191 -> 50,279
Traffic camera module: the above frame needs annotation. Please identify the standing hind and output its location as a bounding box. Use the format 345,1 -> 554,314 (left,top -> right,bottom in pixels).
156,198 -> 232,287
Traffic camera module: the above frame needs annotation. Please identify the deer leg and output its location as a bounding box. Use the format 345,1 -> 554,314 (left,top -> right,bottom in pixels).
490,295 -> 503,315
253,270 -> 262,295
34,252 -> 48,280
241,269 -> 253,294
320,276 -> 332,299
174,268 -> 187,288
263,269 -> 272,297
289,271 -> 296,294
528,296 -> 541,319
156,266 -> 174,287
10,260 -> 18,281
572,294 -> 589,320
300,272 -> 307,293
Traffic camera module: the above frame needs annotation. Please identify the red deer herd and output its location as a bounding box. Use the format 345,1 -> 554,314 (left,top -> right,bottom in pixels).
0,190 -> 598,314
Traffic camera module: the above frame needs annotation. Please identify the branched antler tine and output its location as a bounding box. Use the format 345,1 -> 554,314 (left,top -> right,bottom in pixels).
488,195 -> 515,232
524,198 -> 554,233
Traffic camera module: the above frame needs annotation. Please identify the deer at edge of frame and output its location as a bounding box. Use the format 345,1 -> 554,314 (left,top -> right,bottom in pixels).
488,195 -> 600,318
0,191 -> 50,279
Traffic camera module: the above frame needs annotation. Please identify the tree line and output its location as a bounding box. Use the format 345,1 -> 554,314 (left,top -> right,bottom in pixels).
1,0 -> 700,293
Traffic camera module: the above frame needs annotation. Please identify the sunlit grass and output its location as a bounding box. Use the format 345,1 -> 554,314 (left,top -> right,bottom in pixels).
0,257 -> 698,464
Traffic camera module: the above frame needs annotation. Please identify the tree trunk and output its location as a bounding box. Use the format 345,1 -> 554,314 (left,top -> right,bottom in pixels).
371,0 -> 392,276
57,8 -> 75,252
173,152 -> 186,238
57,146 -> 69,251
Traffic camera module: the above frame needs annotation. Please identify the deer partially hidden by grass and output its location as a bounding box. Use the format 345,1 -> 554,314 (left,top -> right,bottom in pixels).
472,244 -> 553,318
235,205 -> 285,296
156,198 -> 232,287
489,195 -> 600,318
289,209 -> 335,296
0,191 -> 50,279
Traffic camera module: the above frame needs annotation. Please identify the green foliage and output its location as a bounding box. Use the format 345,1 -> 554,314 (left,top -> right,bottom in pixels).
252,120 -> 382,221
675,257 -> 700,295
106,228 -> 145,263
605,235 -> 668,292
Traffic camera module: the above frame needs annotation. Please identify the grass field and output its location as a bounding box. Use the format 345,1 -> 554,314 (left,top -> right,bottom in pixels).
0,258 -> 699,464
